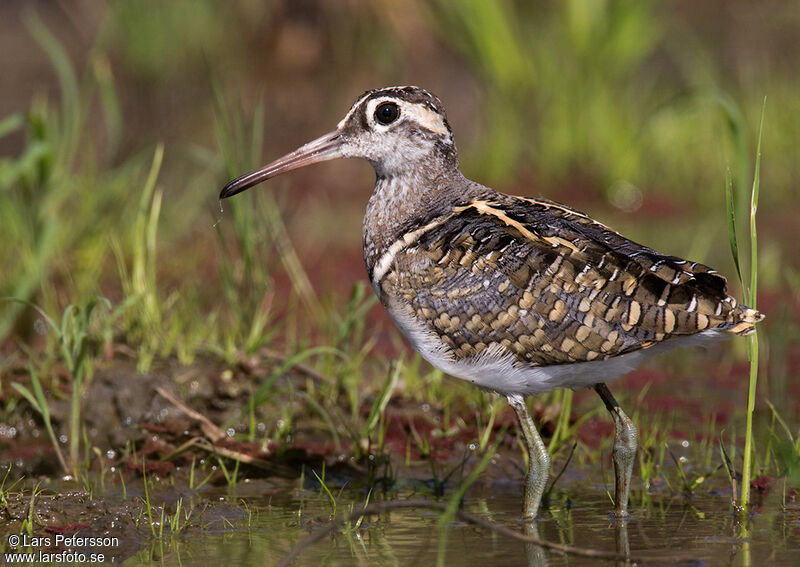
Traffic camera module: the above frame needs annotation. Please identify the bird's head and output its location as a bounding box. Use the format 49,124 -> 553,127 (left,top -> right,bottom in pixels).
220,86 -> 457,199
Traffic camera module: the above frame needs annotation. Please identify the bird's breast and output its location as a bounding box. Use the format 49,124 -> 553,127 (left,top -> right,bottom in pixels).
362,174 -> 472,283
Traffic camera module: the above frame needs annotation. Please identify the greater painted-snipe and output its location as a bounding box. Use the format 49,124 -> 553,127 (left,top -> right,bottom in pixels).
220,86 -> 763,522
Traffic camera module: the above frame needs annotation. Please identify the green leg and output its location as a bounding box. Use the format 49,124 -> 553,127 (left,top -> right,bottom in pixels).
508,394 -> 551,523
595,383 -> 638,518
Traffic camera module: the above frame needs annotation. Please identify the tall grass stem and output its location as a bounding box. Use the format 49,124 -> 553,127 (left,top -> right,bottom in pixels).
739,97 -> 765,511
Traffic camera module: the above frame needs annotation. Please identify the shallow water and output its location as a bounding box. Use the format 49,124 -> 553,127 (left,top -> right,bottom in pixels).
124,477 -> 800,567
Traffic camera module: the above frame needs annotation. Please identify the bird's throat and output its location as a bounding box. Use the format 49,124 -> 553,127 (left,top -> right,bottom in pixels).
362,169 -> 477,280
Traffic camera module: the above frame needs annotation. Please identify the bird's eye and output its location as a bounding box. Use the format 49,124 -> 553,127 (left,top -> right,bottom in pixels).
374,102 -> 400,125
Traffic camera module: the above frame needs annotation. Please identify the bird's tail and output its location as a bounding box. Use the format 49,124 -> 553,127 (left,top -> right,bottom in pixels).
724,305 -> 765,336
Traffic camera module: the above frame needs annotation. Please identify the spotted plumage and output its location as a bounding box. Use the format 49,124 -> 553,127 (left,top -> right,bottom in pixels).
371,192 -> 759,373
220,86 -> 764,522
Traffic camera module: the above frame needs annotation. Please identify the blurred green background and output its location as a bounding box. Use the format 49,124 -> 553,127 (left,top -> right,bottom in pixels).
1,0 -> 798,394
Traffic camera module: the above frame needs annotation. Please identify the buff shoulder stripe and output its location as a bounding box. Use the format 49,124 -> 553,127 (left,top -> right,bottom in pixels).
459,200 -> 540,243
462,200 -> 581,253
371,214 -> 453,285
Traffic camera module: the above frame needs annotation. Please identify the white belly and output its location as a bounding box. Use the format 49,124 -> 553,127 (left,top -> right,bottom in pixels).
384,295 -> 725,396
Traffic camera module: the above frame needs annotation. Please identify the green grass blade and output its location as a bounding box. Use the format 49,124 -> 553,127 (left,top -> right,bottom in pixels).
747,97 -> 766,307
11,382 -> 41,414
25,12 -> 82,171
297,392 -> 342,452
91,54 -> 123,156
724,168 -> 743,285
765,400 -> 795,443
364,362 -> 401,439
436,442 -> 498,567
248,346 -> 342,409
0,297 -> 60,335
739,96 -> 766,512
13,363 -> 69,474
312,469 -> 336,518
0,113 -> 24,139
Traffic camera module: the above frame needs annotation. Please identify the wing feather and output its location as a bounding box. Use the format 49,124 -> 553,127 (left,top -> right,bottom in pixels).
378,193 -> 758,366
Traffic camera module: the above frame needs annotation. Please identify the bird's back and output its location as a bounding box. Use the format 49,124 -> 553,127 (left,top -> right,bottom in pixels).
368,181 -> 762,393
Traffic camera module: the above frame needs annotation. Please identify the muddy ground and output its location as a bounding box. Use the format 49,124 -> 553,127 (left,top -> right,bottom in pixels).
2,349 -> 795,564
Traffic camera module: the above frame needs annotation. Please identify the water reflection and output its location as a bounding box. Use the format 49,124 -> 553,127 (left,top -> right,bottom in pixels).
614,520 -> 630,567
523,522 -> 548,567
128,481 -> 799,566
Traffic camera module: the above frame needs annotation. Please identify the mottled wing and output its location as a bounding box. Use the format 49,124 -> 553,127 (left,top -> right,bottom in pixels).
378,195 -> 759,366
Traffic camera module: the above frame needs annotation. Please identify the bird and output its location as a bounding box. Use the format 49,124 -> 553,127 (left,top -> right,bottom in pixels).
219,86 -> 764,523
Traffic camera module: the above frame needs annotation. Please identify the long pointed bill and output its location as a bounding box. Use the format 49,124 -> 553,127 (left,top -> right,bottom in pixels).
219,130 -> 343,199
